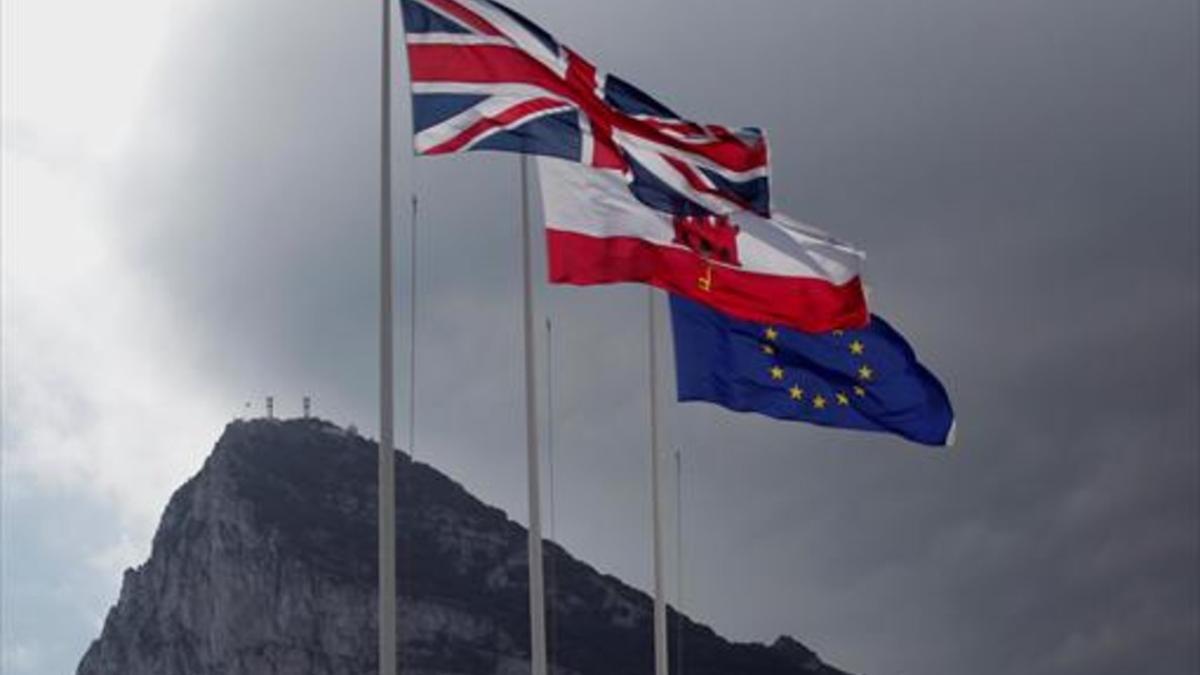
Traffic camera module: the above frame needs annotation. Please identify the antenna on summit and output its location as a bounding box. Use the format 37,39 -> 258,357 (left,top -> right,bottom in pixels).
303,396 -> 312,419
266,396 -> 275,420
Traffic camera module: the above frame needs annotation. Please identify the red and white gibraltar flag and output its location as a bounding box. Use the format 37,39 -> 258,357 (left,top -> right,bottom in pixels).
539,157 -> 870,332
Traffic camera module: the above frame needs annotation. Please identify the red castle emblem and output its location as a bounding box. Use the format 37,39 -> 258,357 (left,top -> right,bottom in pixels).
671,214 -> 742,267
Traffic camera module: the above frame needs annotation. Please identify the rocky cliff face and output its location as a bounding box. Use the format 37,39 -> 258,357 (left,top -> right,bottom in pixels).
77,418 -> 855,675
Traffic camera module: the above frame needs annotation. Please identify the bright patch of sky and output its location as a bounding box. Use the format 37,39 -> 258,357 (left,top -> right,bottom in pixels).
3,2 -> 233,671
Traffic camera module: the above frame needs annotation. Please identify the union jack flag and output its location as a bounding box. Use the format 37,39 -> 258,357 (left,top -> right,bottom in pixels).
400,0 -> 772,216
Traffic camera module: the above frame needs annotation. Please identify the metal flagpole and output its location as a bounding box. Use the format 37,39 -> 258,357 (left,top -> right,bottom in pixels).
545,317 -> 560,664
648,289 -> 669,675
408,194 -> 419,459
674,448 -> 685,675
378,0 -> 397,672
521,156 -> 549,675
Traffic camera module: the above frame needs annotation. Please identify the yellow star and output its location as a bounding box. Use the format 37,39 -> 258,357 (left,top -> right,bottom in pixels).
836,392 -> 850,406
857,364 -> 874,381
764,327 -> 779,341
854,386 -> 867,398
770,366 -> 785,381
849,340 -> 865,356
812,395 -> 827,410
761,344 -> 776,355
789,385 -> 804,400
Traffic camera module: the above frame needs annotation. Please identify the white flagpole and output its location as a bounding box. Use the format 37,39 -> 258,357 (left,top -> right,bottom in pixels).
378,0 -> 397,672
545,317 -> 559,663
521,156 -> 549,675
674,448 -> 685,674
648,289 -> 669,675
408,194 -> 419,458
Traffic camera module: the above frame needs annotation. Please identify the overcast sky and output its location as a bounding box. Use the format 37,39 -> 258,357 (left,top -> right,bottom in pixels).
3,1 -> 1198,674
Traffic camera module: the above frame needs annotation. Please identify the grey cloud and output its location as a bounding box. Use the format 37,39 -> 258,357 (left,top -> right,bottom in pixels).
52,0 -> 1200,674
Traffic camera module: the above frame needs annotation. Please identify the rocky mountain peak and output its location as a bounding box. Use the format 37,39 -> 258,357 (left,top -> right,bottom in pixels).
77,418 -> 857,675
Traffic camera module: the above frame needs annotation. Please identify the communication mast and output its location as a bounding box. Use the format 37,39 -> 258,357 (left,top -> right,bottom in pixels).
303,396 -> 312,419
266,396 -> 275,420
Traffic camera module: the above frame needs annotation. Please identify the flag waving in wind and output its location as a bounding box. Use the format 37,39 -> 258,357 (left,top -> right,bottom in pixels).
670,295 -> 955,447
541,158 -> 869,333
400,0 -> 772,216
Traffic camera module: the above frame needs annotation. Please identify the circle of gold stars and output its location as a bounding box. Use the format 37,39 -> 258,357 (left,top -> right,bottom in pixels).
760,326 -> 875,414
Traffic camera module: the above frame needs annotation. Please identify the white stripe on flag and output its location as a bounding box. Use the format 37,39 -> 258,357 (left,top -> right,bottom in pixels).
538,157 -> 864,284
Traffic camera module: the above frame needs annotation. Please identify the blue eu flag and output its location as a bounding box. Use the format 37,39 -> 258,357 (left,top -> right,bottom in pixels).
670,295 -> 955,446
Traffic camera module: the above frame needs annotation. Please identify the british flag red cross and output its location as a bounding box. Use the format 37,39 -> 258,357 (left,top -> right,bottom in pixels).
400,0 -> 772,216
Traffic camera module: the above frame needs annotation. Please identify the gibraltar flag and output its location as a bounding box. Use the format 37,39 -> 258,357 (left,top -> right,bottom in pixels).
539,158 -> 870,332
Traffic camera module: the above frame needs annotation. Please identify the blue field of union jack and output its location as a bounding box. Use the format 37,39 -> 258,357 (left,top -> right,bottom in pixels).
399,0 -> 772,216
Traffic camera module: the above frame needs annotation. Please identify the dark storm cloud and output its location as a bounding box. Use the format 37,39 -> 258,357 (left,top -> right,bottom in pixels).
105,1 -> 1197,674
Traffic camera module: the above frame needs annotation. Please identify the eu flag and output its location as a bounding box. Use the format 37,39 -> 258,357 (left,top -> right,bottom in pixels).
670,295 -> 955,446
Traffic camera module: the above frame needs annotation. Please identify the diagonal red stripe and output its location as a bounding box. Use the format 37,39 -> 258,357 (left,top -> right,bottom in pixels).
424,97 -> 571,155
408,44 -> 769,173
